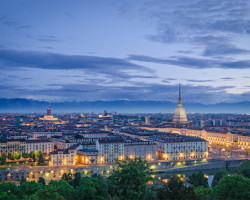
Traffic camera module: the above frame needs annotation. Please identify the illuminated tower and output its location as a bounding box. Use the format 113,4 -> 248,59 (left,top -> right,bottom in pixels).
47,103 -> 51,115
173,84 -> 188,123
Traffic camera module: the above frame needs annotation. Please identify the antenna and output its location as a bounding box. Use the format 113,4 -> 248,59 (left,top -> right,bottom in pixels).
178,83 -> 182,104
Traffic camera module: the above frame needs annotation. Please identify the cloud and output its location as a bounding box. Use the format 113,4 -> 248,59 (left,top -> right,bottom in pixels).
186,79 -> 213,83
36,35 -> 61,43
0,15 -> 32,30
221,77 -> 235,80
128,54 -> 250,69
203,43 -> 250,57
1,82 -> 247,104
121,1 -> 250,58
0,49 -> 154,79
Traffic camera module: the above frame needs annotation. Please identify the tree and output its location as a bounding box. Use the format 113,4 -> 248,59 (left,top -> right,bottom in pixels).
20,181 -> 44,197
71,172 -> 82,188
61,173 -> 68,182
0,182 -> 20,200
213,174 -> 250,200
75,178 -> 96,200
32,154 -> 36,162
30,186 -> 64,200
157,176 -> 198,200
241,168 -> 250,178
188,171 -> 208,188
212,168 -> 228,187
29,151 -> 35,158
237,160 -> 250,172
14,153 -> 21,160
36,151 -> 42,158
91,174 -> 109,199
49,180 -> 74,200
68,172 -> 73,182
195,186 -> 212,200
38,177 -> 46,185
7,153 -> 15,160
38,154 -> 44,165
237,160 -> 250,178
0,155 -> 6,165
20,177 -> 26,185
22,152 -> 29,159
107,157 -> 152,200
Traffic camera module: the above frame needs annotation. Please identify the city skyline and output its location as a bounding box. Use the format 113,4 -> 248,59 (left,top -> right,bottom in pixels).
1,0 -> 250,104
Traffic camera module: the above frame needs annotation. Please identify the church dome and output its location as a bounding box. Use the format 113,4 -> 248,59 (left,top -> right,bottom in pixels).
173,84 -> 188,123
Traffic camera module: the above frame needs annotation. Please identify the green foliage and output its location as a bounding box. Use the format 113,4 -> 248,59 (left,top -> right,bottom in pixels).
61,173 -> 69,182
237,160 -> 250,178
22,152 -> 29,159
38,154 -> 44,165
30,186 -> 64,200
90,174 -> 109,199
195,186 -> 212,200
7,153 -> 15,160
20,181 -> 44,197
241,168 -> 250,178
213,174 -> 250,200
29,152 -> 35,158
36,151 -> 42,158
38,177 -> 45,185
188,171 -> 208,188
0,155 -> 6,165
75,178 -> 96,200
71,172 -> 82,188
14,153 -> 21,160
107,157 -> 152,200
67,172 -> 73,182
157,176 -> 198,200
212,168 -> 228,187
20,177 -> 26,185
49,180 -> 74,200
0,182 -> 20,200
237,160 -> 250,173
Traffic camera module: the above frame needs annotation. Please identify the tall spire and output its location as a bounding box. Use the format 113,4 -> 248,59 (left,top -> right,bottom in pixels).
178,83 -> 182,104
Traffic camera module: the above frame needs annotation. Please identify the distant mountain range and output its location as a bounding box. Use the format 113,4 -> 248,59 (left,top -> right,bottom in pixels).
0,98 -> 249,113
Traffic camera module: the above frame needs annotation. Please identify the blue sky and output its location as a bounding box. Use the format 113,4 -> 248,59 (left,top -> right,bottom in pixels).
0,0 -> 250,103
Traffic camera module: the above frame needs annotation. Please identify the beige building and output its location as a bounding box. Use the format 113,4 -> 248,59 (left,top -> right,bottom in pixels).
0,139 -> 26,155
150,135 -> 208,160
25,139 -> 54,154
124,140 -> 157,161
96,138 -> 124,164
50,145 -> 82,166
144,127 -> 250,151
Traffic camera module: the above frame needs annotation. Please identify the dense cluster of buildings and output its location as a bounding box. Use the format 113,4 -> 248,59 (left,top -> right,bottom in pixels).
0,86 -> 249,168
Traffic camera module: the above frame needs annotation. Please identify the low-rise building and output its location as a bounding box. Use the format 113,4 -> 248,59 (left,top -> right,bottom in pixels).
124,140 -> 157,161
25,139 -> 54,154
0,139 -> 26,155
149,134 -> 208,160
96,138 -> 124,164
50,145 -> 82,166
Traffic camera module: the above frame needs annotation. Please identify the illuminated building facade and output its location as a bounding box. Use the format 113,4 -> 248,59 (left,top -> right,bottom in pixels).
25,140 -> 54,154
50,145 -> 82,166
39,104 -> 58,121
124,141 -> 157,161
0,139 -> 26,155
145,127 -> 250,151
96,138 -> 124,164
150,134 -> 208,160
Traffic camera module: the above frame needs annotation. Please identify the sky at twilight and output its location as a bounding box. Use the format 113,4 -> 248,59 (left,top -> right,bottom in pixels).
0,0 -> 250,104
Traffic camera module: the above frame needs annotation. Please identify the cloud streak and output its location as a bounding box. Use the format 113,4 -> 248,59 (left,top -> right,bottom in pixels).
0,49 -> 154,79
128,54 -> 250,69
